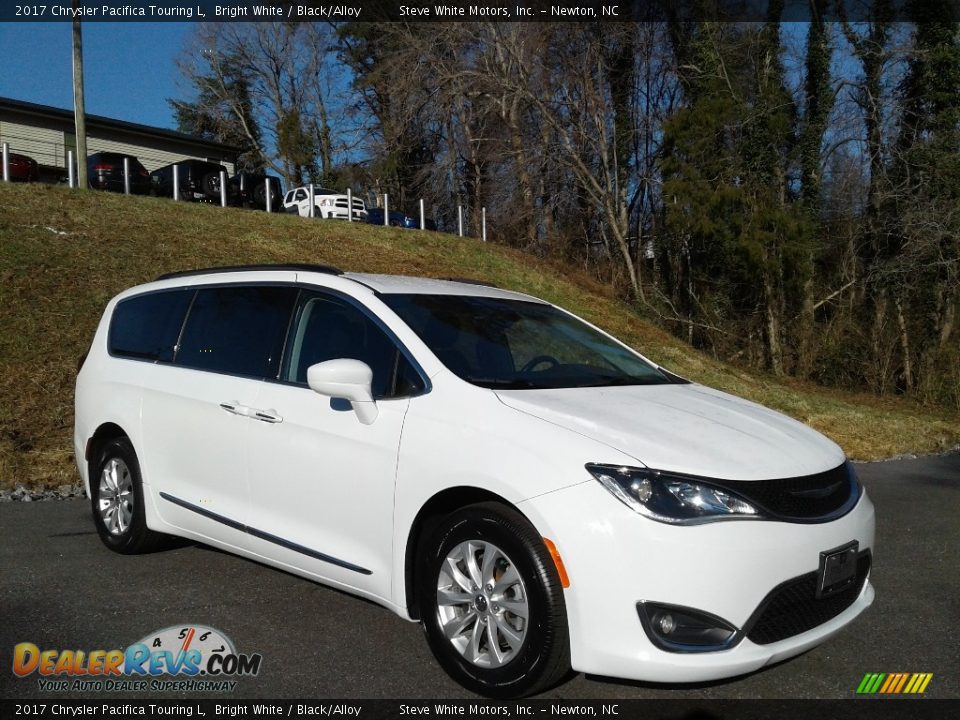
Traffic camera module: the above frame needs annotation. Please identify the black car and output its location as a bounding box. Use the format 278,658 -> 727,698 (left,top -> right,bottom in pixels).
227,172 -> 283,211
366,208 -> 438,231
87,152 -> 152,194
150,160 -> 229,202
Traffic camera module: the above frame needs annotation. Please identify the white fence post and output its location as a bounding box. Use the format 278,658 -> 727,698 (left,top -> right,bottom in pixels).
220,170 -> 228,207
419,198 -> 425,229
383,193 -> 389,226
2,143 -> 9,182
265,178 -> 273,213
482,207 -> 487,242
347,188 -> 353,222
68,150 -> 75,188
172,163 -> 180,201
123,157 -> 131,195
308,183 -> 315,218
458,205 -> 464,237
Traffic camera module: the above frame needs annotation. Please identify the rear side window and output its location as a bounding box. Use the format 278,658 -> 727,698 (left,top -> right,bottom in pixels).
109,290 -> 193,362
176,286 -> 298,378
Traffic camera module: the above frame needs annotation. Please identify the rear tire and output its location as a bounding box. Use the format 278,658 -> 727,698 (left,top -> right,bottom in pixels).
90,437 -> 165,554
417,502 -> 570,698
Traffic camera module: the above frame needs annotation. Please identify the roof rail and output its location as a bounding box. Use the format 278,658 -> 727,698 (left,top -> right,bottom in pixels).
438,277 -> 499,288
155,264 -> 344,281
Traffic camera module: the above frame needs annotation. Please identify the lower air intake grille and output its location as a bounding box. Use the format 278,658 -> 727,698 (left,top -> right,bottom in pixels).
745,552 -> 871,645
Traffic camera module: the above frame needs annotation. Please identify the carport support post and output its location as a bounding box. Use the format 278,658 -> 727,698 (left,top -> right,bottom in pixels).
347,188 -> 353,222
2,143 -> 9,182
220,170 -> 227,207
308,183 -> 315,218
172,163 -> 179,201
383,194 -> 389,226
265,179 -> 272,213
67,150 -> 75,189
123,157 -> 131,195
458,205 -> 463,237
419,198 -> 425,229
482,207 -> 487,242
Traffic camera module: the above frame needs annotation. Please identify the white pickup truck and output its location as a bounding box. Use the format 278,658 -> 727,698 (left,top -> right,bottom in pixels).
282,185 -> 367,221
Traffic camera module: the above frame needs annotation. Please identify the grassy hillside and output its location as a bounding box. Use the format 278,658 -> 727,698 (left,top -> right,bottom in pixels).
1,182 -> 957,490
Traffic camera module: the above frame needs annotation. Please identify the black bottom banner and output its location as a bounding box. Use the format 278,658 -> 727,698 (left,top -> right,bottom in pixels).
1,699 -> 957,720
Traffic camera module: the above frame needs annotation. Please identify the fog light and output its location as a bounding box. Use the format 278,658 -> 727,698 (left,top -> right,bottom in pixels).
658,613 -> 675,635
638,602 -> 739,653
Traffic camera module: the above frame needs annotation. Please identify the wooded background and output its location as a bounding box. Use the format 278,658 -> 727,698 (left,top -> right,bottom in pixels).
171,8 -> 960,410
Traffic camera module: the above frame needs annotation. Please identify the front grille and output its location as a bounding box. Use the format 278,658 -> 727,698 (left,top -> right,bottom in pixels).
745,552 -> 871,645
714,463 -> 857,521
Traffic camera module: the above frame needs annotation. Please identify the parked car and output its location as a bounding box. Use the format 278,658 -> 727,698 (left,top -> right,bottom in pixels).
227,172 -> 283,211
4,151 -> 39,182
150,160 -> 229,202
365,207 -> 416,228
75,266 -> 875,697
366,208 -> 439,231
282,185 -> 366,220
86,152 -> 151,195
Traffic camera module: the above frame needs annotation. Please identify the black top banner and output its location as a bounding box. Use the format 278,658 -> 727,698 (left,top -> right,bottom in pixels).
2,0 -> 958,23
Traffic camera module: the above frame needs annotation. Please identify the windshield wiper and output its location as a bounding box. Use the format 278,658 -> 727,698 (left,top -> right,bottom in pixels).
468,377 -> 540,389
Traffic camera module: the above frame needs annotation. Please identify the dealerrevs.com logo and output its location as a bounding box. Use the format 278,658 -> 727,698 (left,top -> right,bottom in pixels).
12,625 -> 262,692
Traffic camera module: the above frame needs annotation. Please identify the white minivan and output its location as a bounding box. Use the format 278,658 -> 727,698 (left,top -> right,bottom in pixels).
74,265 -> 875,697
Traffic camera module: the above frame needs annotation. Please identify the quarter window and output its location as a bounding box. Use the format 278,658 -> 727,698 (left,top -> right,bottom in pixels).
176,286 -> 298,378
109,290 -> 193,362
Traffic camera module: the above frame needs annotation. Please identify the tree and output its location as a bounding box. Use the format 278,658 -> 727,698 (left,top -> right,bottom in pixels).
172,23 -> 341,187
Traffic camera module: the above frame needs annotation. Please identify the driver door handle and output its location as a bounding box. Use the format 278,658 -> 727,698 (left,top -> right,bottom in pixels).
252,409 -> 283,424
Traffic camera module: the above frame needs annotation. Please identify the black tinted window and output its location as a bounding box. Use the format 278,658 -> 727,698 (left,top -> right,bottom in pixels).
383,294 -> 668,389
284,293 -> 423,398
109,290 -> 193,362
177,286 -> 298,377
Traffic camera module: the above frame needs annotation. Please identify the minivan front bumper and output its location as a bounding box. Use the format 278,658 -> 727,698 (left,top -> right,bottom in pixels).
518,478 -> 875,683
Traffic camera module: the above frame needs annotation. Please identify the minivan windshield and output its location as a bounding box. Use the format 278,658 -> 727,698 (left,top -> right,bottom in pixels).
382,294 -> 669,389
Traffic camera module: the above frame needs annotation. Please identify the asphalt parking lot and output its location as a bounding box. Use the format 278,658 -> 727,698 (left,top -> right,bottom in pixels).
0,453 -> 957,701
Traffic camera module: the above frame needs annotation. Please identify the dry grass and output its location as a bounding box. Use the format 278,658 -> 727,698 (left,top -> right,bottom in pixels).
1,182 -> 958,490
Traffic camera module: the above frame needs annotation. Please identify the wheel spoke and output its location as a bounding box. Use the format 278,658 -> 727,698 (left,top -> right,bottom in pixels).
492,563 -> 520,597
498,598 -> 528,619
493,613 -> 525,649
466,616 -> 485,663
481,545 -> 505,589
465,541 -> 484,589
437,587 -> 473,607
486,622 -> 506,667
442,610 -> 477,640
444,556 -> 474,594
118,501 -> 132,532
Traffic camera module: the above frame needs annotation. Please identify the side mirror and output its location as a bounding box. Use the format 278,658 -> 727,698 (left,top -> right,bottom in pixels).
306,359 -> 378,425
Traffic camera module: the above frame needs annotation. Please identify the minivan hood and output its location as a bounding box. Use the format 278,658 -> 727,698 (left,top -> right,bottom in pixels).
494,383 -> 844,481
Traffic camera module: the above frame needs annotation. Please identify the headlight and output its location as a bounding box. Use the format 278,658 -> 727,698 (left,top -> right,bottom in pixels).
585,464 -> 762,524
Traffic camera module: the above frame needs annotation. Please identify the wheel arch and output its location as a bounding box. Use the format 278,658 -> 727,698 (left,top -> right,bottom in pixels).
86,422 -> 130,480
403,486 -> 531,620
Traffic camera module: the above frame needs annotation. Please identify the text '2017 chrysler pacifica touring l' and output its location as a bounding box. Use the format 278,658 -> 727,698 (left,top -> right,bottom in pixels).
75,264 -> 875,697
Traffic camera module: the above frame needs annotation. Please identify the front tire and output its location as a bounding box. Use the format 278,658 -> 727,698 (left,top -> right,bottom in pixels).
90,437 -> 165,554
418,502 -> 570,697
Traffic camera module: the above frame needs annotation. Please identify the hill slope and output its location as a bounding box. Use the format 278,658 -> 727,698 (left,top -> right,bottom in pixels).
1,183 -> 957,489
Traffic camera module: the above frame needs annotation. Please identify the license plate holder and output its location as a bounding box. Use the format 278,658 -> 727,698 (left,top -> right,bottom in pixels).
817,541 -> 859,599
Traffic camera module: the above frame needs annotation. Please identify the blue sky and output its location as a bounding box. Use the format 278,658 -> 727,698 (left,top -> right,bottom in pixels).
0,23 -> 194,129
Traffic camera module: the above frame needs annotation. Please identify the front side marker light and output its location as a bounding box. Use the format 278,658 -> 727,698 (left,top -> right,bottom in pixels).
542,537 -> 570,588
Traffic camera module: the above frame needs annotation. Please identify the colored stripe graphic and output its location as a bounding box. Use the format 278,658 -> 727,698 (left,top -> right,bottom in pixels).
857,672 -> 932,695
